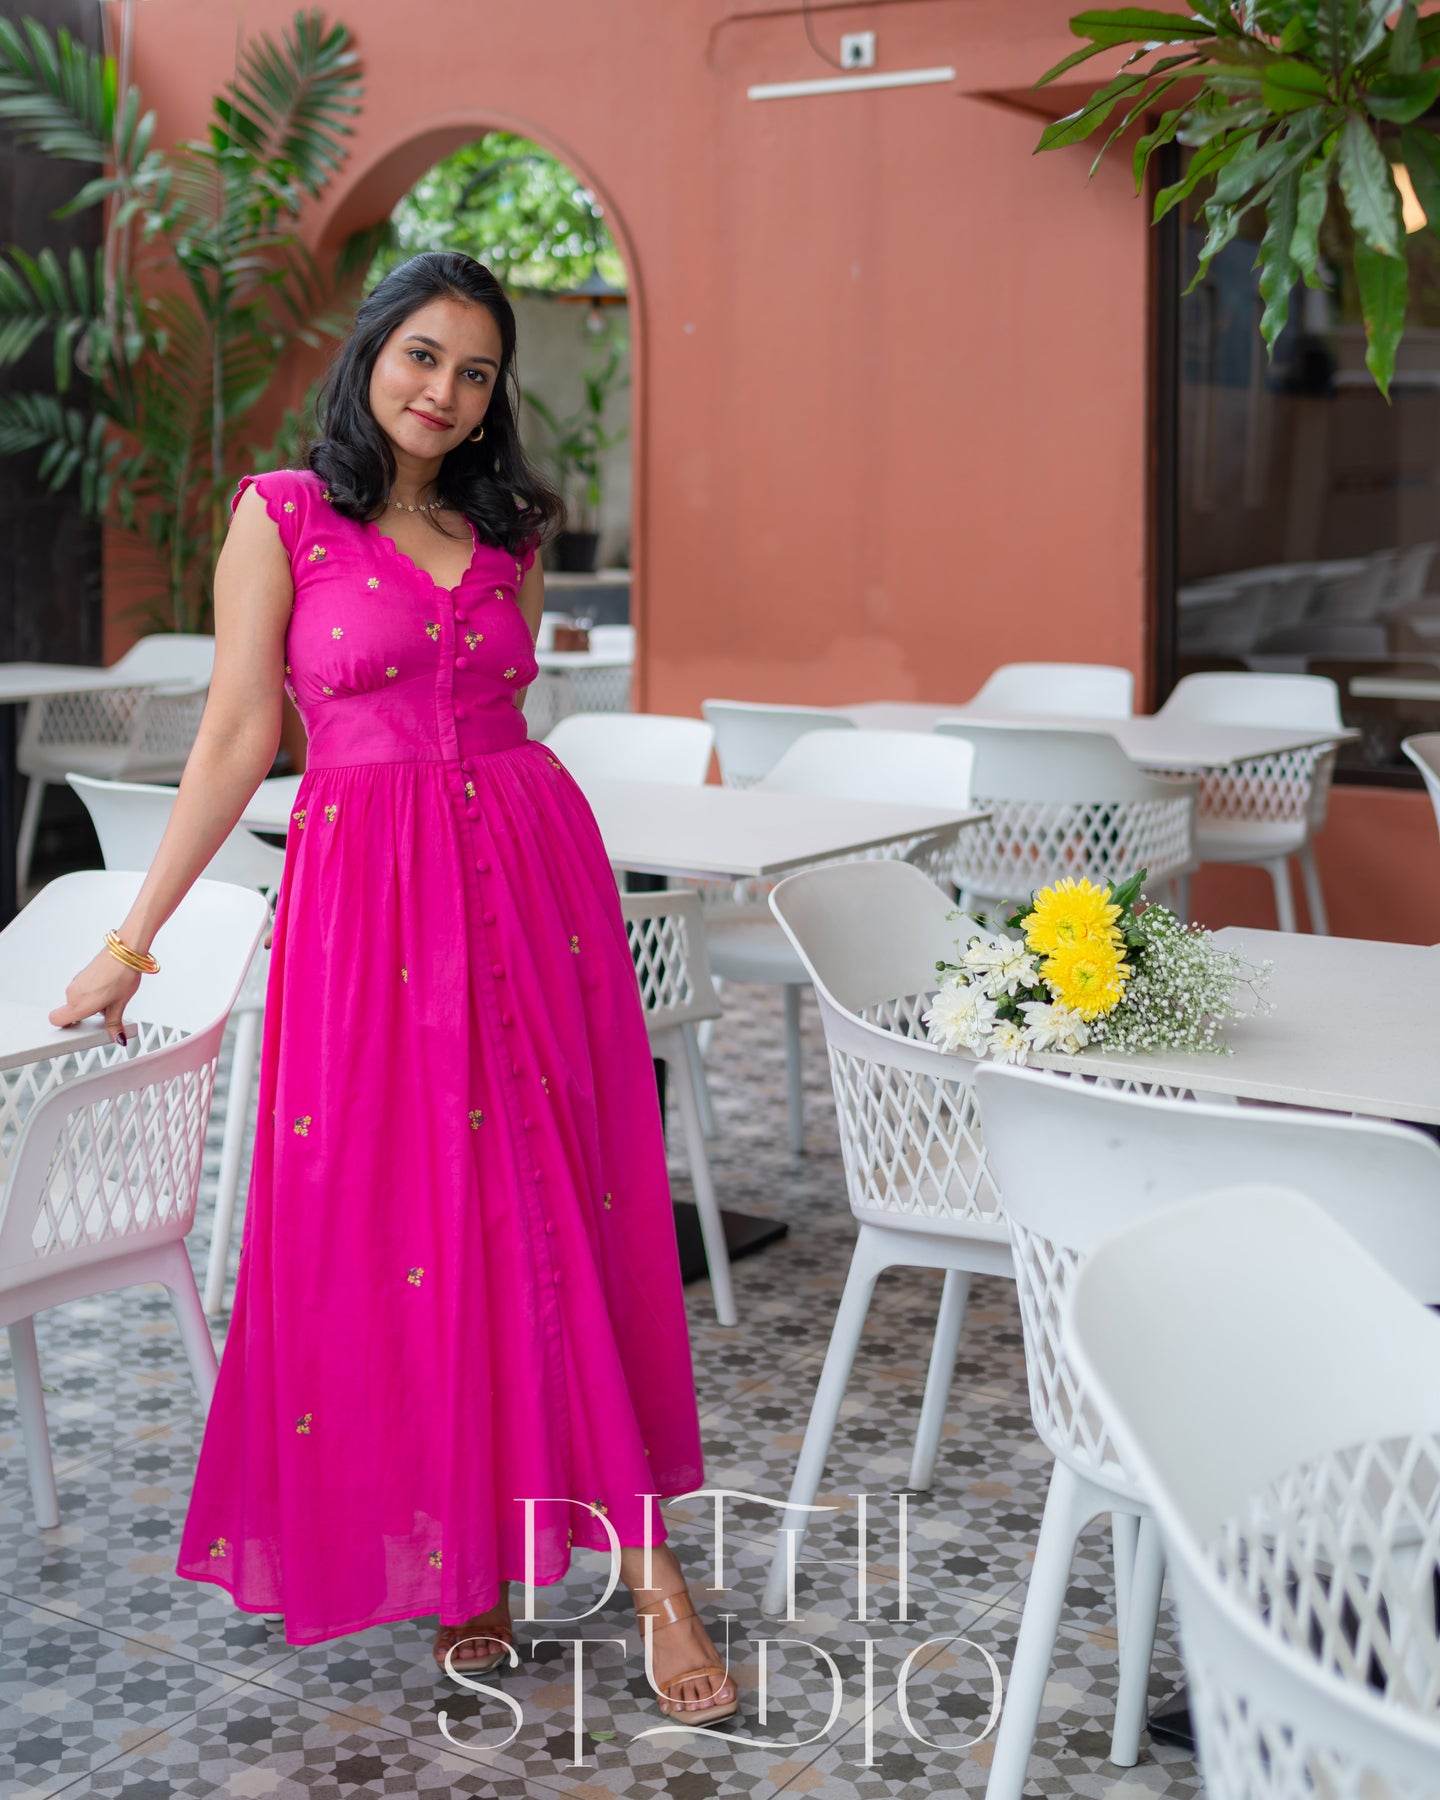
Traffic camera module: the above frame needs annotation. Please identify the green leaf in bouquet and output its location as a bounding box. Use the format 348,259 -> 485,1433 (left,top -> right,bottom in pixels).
1110,868 -> 1147,911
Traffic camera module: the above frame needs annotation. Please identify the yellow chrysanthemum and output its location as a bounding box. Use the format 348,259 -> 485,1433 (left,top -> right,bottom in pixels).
1024,877 -> 1123,957
1041,936 -> 1130,1019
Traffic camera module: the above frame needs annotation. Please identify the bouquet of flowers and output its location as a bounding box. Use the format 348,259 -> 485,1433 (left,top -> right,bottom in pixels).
922,871 -> 1270,1065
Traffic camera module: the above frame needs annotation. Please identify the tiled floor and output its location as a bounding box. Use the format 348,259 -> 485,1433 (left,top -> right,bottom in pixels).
0,985 -> 1205,1799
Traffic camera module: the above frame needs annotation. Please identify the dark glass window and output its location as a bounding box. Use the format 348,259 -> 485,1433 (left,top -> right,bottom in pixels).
1163,153 -> 1440,784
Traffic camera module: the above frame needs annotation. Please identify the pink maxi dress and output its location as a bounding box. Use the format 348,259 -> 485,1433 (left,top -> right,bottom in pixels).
176,468 -> 704,1645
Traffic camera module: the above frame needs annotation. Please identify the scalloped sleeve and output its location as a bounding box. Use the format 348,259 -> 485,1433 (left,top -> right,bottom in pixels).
232,470 -> 311,562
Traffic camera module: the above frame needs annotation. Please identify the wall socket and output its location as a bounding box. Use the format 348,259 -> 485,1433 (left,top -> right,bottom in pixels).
840,31 -> 876,69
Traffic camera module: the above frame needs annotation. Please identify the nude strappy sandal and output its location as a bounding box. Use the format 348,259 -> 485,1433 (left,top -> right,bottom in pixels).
635,1587 -> 740,1727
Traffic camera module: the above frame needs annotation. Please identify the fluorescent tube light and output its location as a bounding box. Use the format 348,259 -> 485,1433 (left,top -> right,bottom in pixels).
747,67 -> 955,101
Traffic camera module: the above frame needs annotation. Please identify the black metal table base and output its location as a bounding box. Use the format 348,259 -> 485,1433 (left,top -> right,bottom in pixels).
1147,1686 -> 1195,1753
673,1201 -> 788,1284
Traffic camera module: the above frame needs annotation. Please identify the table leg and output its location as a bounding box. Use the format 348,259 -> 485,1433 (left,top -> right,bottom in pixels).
0,705 -> 17,924
623,869 -> 788,1284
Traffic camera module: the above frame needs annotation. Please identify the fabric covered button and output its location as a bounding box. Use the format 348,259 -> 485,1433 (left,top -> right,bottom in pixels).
492,963 -> 505,978
455,704 -> 469,720
455,655 -> 468,670
523,1117 -> 535,1130
501,1013 -> 514,1027
511,1062 -> 521,1076
475,859 -> 489,873
466,803 -> 481,819
463,759 -> 475,773
483,911 -> 496,925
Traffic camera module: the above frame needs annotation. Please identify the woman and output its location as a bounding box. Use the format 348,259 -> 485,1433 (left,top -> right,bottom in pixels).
50,251 -> 738,1725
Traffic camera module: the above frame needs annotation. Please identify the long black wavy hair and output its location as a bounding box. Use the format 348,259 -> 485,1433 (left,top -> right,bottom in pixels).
309,251 -> 564,554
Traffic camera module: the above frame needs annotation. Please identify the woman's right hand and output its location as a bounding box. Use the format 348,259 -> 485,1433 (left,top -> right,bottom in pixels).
50,950 -> 142,1046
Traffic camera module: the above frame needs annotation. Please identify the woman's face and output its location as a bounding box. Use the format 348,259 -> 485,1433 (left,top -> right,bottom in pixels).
367,295 -> 504,466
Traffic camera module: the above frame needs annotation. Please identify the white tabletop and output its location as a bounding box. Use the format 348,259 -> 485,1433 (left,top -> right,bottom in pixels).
0,1000 -> 116,1072
0,664 -> 155,705
837,702 -> 1355,771
1034,928 -> 1440,1125
576,778 -> 987,879
534,650 -> 633,673
1349,675 -> 1440,702
240,770 -> 983,879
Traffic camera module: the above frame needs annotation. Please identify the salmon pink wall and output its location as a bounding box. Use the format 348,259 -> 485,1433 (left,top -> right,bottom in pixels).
121,0 -> 1440,943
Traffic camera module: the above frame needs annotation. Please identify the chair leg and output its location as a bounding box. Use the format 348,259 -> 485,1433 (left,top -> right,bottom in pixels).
666,1030 -> 736,1328
762,1230 -> 889,1616
985,1460 -> 1107,1800
681,1020 -> 718,1142
1298,844 -> 1329,935
782,982 -> 804,1159
7,1318 -> 59,1528
161,1244 -> 219,1406
205,1007 -> 261,1316
1171,872 -> 1192,923
15,777 -> 45,898
697,978 -> 724,1058
1110,1513 -> 1164,1767
908,1269 -> 971,1491
1111,1511 -> 1140,1647
1265,857 -> 1298,932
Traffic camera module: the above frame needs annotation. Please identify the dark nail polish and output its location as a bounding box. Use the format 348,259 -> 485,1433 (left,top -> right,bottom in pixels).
117,1030 -> 127,1047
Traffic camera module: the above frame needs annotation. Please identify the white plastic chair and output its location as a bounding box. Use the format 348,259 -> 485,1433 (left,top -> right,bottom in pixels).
704,730 -> 975,1158
701,700 -> 857,788
931,721 -> 1196,916
0,870 -> 268,1525
67,775 -> 284,1317
972,1064 -> 1440,1800
1069,1185 -> 1440,1800
1155,672 -> 1342,932
969,662 -> 1135,719
620,889 -> 734,1326
16,634 -> 215,894
1402,734 -> 1440,841
588,623 -> 635,657
758,857 -> 1012,1615
543,713 -> 714,786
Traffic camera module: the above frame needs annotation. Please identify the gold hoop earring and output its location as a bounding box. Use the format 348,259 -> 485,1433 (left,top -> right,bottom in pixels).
468,424 -> 485,444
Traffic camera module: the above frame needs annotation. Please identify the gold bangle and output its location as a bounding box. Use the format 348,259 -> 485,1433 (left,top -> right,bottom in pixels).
104,929 -> 160,976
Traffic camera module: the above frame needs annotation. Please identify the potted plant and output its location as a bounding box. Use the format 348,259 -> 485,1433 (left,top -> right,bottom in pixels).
1035,1 -> 1440,395
527,342 -> 629,572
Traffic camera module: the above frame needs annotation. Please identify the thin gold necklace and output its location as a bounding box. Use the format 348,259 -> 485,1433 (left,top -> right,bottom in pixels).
389,491 -> 446,514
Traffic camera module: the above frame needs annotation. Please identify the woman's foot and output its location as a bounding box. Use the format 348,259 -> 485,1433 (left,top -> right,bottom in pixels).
620,1545 -> 739,1724
432,1582 -> 514,1674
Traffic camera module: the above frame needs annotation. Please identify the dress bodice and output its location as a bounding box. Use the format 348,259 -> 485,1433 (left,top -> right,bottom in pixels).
234,469 -> 539,766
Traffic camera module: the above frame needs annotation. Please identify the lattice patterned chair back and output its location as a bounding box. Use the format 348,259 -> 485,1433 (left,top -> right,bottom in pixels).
974,1066 -> 1440,1496
620,889 -> 722,1034
969,662 -> 1134,719
1157,672 -> 1343,849
701,700 -> 857,788
0,872 -> 268,1296
545,714 -> 714,787
566,658 -> 633,716
1069,1185 -> 1440,1800
931,721 -> 1196,910
769,857 -> 1003,1239
18,635 -> 214,783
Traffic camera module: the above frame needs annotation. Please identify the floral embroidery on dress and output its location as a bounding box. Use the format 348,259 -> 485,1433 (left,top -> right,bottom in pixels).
407,1267 -> 425,1288
282,501 -> 296,514
570,935 -> 580,954
464,781 -> 476,799
295,1412 -> 313,1435
324,804 -> 338,823
603,1192 -> 613,1210
400,965 -> 408,983
590,1500 -> 608,1517
208,1536 -> 230,1557
293,1115 -> 312,1136
540,1074 -> 550,1092
285,663 -> 292,675
321,686 -> 334,696
468,1108 -> 485,1130
425,622 -> 440,641
494,587 -> 505,603
308,545 -> 326,562
321,487 -> 334,502
547,756 -> 562,770
515,558 -> 523,580
367,576 -> 380,589
503,667 -> 518,680
385,666 -> 398,679
428,1548 -> 443,1568
292,809 -> 307,829
465,632 -> 483,650
331,626 -> 344,639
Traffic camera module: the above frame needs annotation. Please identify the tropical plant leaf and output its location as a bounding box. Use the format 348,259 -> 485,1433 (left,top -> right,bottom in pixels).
1339,112 -> 1401,254
1354,228 -> 1407,396
213,9 -> 360,198
1261,59 -> 1332,113
1388,0 -> 1420,74
1291,144 -> 1338,283
1362,70 -> 1440,124
1037,67 -> 1153,150
1257,167 -> 1301,348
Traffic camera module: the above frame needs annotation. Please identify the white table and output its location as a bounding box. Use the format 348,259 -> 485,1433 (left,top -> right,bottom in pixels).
1035,928 -> 1440,1125
836,701 -> 1356,772
1349,675 -> 1440,703
0,664 -> 177,923
533,650 -> 633,674
0,999 -> 117,1073
243,771 -> 986,880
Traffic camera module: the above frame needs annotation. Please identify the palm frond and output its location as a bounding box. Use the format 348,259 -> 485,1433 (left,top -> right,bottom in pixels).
213,10 -> 361,201
0,18 -> 110,164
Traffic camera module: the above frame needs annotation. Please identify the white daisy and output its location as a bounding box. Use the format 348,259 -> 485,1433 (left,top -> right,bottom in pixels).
923,980 -> 999,1055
